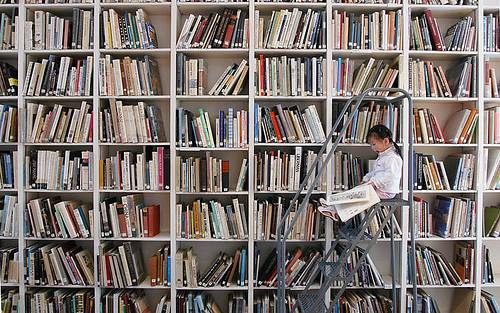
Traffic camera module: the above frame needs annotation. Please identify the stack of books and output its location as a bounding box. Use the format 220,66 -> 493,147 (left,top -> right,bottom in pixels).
332,58 -> 399,97
0,11 -> 17,50
100,195 -> 161,238
414,153 -> 476,191
331,244 -> 384,287
26,198 -> 93,239
485,149 -> 500,190
254,103 -> 325,144
0,62 -> 17,96
98,55 -> 162,96
478,291 -> 500,313
332,10 -> 402,50
254,197 -> 325,241
336,0 -> 400,3
101,9 -> 158,49
254,148 -> 327,192
101,291 -> 151,313
256,55 -> 326,96
26,0 -> 93,3
484,13 -> 499,52
0,247 -> 18,283
177,9 -> 248,49
332,291 -> 392,312
454,241 -> 474,284
0,151 -> 15,189
99,242 -> 145,287
24,56 -> 93,97
254,247 -> 322,287
100,100 -> 167,143
26,290 -> 94,313
411,244 -> 463,286
485,61 -> 499,98
26,150 -> 92,191
442,108 -> 478,144
149,244 -> 171,287
176,199 -> 248,240
99,147 -> 170,191
406,289 -> 440,313
332,151 -> 367,190
176,107 -> 248,148
256,9 -> 326,49
484,206 -> 500,237
412,108 -> 445,144
411,0 -> 477,3
176,247 -> 247,287
0,104 -> 17,143
26,101 -> 92,144
0,195 -> 17,237
176,292 -> 246,313
25,243 -> 94,286
483,246 -> 495,284
1,290 -> 19,313
25,9 -> 93,50
485,106 -> 500,143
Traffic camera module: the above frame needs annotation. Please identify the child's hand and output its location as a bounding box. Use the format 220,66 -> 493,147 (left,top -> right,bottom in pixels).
318,198 -> 339,221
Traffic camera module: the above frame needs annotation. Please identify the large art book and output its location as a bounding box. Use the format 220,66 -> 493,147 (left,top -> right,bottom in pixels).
318,184 -> 380,222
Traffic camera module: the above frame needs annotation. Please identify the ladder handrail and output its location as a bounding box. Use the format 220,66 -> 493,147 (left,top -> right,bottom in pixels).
275,87 -> 416,313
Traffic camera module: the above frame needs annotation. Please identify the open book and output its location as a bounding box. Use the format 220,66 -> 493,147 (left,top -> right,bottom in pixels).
318,184 -> 380,222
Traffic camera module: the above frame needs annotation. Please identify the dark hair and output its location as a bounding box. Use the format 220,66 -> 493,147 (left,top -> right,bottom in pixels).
366,124 -> 402,157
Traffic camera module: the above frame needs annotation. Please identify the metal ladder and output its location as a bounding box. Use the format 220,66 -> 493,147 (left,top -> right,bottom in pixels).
276,87 -> 417,313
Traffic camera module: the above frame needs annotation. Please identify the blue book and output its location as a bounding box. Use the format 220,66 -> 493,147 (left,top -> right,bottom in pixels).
3,153 -> 12,188
433,196 -> 453,238
228,108 -> 234,148
337,58 -> 342,94
240,248 -> 247,286
194,294 -> 204,313
167,255 -> 171,286
254,103 -> 259,143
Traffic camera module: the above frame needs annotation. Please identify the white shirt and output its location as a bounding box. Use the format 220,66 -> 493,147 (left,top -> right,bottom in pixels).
362,145 -> 402,194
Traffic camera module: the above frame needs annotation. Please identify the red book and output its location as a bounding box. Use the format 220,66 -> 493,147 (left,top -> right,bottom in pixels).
222,160 -> 229,191
104,254 -> 113,286
269,111 -> 282,142
116,204 -> 127,237
150,254 -> 158,286
158,147 -> 164,190
147,204 -> 160,237
88,112 -> 93,142
259,54 -> 265,95
423,10 -> 445,51
192,17 -> 208,47
223,14 -> 237,48
143,206 -> 150,237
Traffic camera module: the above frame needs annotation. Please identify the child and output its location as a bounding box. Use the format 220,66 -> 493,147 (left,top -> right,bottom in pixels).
318,124 -> 403,221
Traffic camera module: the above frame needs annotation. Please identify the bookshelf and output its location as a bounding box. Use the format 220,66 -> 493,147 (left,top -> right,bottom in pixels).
0,0 -> 498,312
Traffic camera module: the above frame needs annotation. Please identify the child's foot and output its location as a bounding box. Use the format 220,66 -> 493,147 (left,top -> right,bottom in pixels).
317,199 -> 339,221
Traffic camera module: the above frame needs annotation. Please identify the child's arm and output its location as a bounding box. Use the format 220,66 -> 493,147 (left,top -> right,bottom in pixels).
367,158 -> 402,190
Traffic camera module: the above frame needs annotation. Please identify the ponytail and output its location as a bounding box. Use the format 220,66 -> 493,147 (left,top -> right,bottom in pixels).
389,137 -> 402,157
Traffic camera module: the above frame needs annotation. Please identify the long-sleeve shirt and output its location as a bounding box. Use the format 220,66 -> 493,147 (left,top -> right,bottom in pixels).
362,145 -> 402,195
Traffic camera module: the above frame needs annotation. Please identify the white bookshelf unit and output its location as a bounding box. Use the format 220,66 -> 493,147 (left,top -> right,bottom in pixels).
0,0 -> 499,312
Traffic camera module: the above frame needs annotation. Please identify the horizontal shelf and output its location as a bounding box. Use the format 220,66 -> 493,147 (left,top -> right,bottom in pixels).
177,286 -> 247,291
176,95 -> 249,100
176,191 -> 248,195
413,97 -> 478,102
332,49 -> 402,58
100,2 -> 171,12
99,189 -> 171,193
256,238 -> 326,243
0,188 -> 18,192
484,52 -> 500,60
25,284 -> 94,289
0,4 -> 18,9
0,142 -> 18,146
24,142 -> 92,146
177,48 -> 248,56
0,96 -> 17,101
409,50 -> 478,60
100,233 -> 170,241
413,143 -> 477,147
409,4 -> 478,17
408,284 -> 476,289
24,3 -> 94,10
255,48 -> 326,56
255,96 -> 326,100
102,278 -> 170,289
254,190 -> 325,194
25,189 -> 93,193
412,190 -> 477,194
24,96 -> 93,100
176,147 -> 248,151
413,236 -> 476,241
331,3 -> 402,11
0,236 -> 18,240
99,48 -> 171,56
177,238 -> 248,242
480,237 -> 500,242
100,142 -> 171,146
99,95 -> 170,100
484,190 -> 500,194
177,2 -> 248,14
25,237 -> 94,241
0,50 -> 18,57
25,49 -> 93,55
0,282 -> 19,287
254,142 -> 324,147
255,1 -> 326,9
484,144 -> 500,148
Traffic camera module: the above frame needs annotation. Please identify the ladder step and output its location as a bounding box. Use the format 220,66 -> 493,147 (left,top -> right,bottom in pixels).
297,291 -> 328,313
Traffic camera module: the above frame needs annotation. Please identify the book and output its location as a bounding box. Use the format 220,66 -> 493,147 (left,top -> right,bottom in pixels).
477,291 -> 500,313
100,100 -> 167,143
155,295 -> 171,313
332,291 -> 393,312
484,206 -> 500,237
485,149 -> 500,190
0,10 -> 18,50
256,9 -> 326,49
254,293 -> 304,313
406,289 -> 440,313
334,0 -> 401,3
0,62 -> 18,96
411,0 -> 477,3
331,151 -> 368,190
99,147 -> 170,191
1,290 -> 19,313
99,55 -> 162,96
23,55 -> 93,96
333,10 -> 402,51
101,290 -> 152,313
482,246 -> 495,284
256,55 -> 325,96
149,244 -> 170,287
25,242 -> 95,286
102,9 -> 158,49
26,290 -> 94,313
484,106 -> 500,143
442,108 -> 478,144
176,292 -> 244,313
453,241 -> 474,284
208,59 -> 249,96
99,242 -> 145,287
485,61 -> 499,98
0,104 -> 17,143
26,9 -> 93,50
26,0 -> 93,3
176,199 -> 248,240
0,246 -> 18,283
484,13 -> 500,52
177,9 -> 248,49
25,150 -> 93,190
410,244 -> 463,286
0,195 -> 17,237
0,151 -> 16,189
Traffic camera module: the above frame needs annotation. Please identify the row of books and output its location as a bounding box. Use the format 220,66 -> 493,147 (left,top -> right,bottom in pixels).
26,150 -> 93,190
255,9 -> 326,49
331,244 -> 384,287
99,148 -> 170,191
26,290 -> 94,313
483,246 -> 494,284
484,13 -> 499,53
24,56 -> 93,97
149,244 -> 171,286
0,12 -> 17,50
414,153 -> 475,191
26,198 -> 93,239
254,148 -> 327,192
26,9 -> 93,50
484,206 -> 500,238
479,291 -> 500,313
26,101 -> 92,143
175,155 -> 248,192
485,61 -> 499,98
254,293 -> 301,313
332,10 -> 402,51
100,99 -> 167,143
414,196 -> 476,238
25,243 -> 94,286
332,151 -> 367,190
1,291 -> 19,313
256,55 -> 326,96
410,0 -> 477,4
412,108 -> 442,144
0,151 -> 16,189
411,243 -> 467,286
99,55 -> 162,96
176,292 -> 246,313
175,247 -> 248,287
176,107 -> 248,148
0,63 -> 17,97
333,291 -> 392,313
406,290 -> 440,313
409,57 -> 477,98
177,9 -> 248,49
0,247 -> 18,283
254,197 -> 325,241
410,11 -> 476,51
485,149 -> 500,190
0,195 -> 17,237
100,195 -> 161,238
485,106 -> 500,144
26,0 -> 92,3
102,291 -> 171,313
102,9 -> 158,49
332,58 -> 398,97
99,242 -> 145,287
176,198 -> 248,240
255,103 -> 325,144
430,108 -> 476,144
254,247 -> 321,287
332,101 -> 401,143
